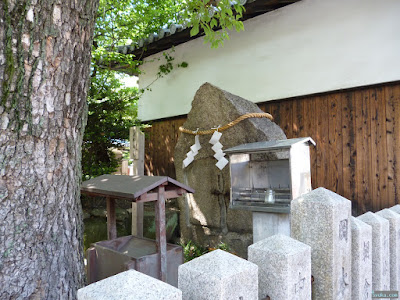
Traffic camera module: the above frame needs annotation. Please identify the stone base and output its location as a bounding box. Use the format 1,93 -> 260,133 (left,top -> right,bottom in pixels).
252,212 -> 290,243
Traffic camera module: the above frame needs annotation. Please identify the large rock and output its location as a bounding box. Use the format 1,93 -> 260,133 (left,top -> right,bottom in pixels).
174,83 -> 286,257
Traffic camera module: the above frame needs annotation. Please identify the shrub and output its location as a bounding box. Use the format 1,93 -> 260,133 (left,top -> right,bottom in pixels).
181,240 -> 234,262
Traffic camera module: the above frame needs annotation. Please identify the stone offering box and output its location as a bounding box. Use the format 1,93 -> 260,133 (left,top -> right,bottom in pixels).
225,137 -> 315,213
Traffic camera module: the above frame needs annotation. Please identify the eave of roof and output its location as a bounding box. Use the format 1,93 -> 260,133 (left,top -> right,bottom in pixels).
81,174 -> 194,200
116,0 -> 302,61
225,137 -> 316,154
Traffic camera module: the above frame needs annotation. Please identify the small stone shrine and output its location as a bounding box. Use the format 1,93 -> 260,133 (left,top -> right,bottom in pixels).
291,187 -> 352,300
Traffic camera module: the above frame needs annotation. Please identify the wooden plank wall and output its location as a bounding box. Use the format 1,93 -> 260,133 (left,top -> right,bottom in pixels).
144,82 -> 400,215
144,116 -> 186,177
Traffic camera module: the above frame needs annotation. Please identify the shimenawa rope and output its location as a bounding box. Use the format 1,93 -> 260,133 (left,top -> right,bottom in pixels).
178,112 -> 273,135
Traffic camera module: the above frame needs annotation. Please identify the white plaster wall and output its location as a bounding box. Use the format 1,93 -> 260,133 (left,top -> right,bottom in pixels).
138,0 -> 400,121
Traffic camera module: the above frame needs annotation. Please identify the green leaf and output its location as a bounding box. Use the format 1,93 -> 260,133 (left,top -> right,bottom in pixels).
190,24 -> 200,36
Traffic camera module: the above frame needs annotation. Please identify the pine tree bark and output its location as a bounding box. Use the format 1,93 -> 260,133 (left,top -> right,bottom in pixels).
0,0 -> 98,298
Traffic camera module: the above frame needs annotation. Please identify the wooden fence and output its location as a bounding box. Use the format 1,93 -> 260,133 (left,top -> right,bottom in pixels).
144,81 -> 400,215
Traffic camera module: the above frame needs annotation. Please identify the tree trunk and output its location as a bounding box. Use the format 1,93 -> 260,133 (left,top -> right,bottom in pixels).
0,0 -> 98,298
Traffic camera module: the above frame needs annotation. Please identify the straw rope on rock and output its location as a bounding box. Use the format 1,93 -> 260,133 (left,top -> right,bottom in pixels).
179,112 -> 273,135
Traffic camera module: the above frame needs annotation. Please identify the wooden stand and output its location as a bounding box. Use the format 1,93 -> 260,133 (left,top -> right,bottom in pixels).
81,175 -> 194,282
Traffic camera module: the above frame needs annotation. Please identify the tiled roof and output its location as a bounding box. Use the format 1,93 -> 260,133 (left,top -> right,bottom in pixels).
115,0 -> 301,60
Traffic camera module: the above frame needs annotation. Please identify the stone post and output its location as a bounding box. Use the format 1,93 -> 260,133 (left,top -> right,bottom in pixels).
291,187 -> 352,300
376,208 -> 400,291
390,204 -> 400,215
178,249 -> 258,300
248,234 -> 311,300
77,270 -> 182,300
357,212 -> 390,291
130,126 -> 145,237
350,216 -> 372,300
129,126 -> 145,176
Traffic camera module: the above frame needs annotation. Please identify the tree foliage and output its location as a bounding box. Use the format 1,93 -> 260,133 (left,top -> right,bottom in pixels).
186,0 -> 244,48
93,0 -> 245,62
82,70 -> 138,179
84,0 -> 245,178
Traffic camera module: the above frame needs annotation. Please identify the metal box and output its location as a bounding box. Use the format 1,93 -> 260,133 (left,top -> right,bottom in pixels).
225,137 -> 315,214
87,235 -> 183,287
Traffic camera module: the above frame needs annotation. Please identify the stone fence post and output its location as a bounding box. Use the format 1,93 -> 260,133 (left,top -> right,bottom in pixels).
178,249 -> 258,300
77,270 -> 182,300
291,187 -> 352,300
376,208 -> 400,291
357,212 -> 390,291
350,216 -> 372,300
248,234 -> 311,300
389,204 -> 400,214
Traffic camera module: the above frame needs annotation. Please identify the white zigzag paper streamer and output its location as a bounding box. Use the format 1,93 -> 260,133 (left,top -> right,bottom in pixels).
183,135 -> 201,168
209,131 -> 229,170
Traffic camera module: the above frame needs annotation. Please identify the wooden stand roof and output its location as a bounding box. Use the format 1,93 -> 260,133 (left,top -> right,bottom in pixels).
81,175 -> 194,200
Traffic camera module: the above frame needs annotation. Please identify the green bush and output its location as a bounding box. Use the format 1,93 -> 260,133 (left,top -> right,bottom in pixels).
181,240 -> 233,262
82,70 -> 139,180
